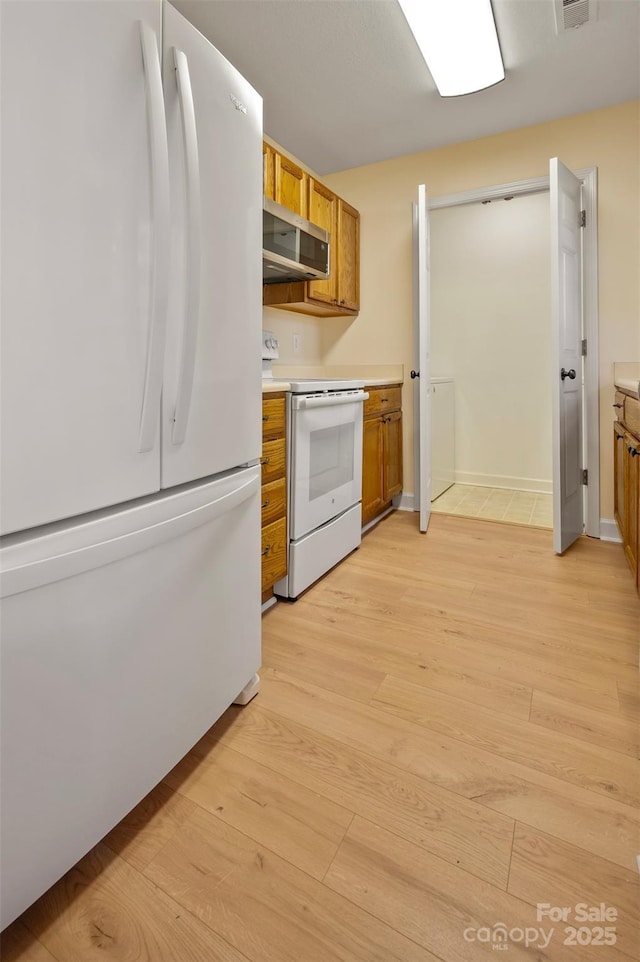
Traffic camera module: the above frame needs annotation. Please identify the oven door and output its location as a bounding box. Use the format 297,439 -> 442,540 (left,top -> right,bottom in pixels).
290,391 -> 367,541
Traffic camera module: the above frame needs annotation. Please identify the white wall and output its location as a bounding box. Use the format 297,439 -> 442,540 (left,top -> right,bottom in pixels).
430,192 -> 552,492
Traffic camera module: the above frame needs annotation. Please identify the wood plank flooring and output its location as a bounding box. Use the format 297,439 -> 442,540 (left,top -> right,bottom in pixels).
3,512 -> 639,962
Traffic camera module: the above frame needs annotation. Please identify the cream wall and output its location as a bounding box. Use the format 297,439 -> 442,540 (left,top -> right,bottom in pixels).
262,306 -> 324,364
430,193 -> 551,492
320,100 -> 640,522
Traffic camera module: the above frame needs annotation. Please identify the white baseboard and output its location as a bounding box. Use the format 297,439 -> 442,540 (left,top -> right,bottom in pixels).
395,493 -> 415,512
261,596 -> 277,614
599,519 -> 622,543
454,471 -> 552,495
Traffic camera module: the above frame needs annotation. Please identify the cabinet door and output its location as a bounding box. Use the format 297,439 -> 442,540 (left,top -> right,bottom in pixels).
623,434 -> 639,578
261,517 -> 287,591
614,424 -> 625,538
307,178 -> 338,306
384,411 -> 404,501
337,199 -> 360,311
362,416 -> 385,525
275,153 -> 307,217
263,142 -> 275,199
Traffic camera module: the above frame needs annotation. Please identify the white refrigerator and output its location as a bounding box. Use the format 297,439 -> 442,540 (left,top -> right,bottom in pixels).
0,0 -> 262,928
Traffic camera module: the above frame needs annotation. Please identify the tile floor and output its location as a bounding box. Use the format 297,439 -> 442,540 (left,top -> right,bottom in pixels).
431,483 -> 553,528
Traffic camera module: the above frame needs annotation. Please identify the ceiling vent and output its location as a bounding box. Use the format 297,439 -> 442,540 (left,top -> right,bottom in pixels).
555,0 -> 597,32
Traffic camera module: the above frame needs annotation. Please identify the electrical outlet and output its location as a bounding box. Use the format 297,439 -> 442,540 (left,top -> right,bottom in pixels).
293,332 -> 301,355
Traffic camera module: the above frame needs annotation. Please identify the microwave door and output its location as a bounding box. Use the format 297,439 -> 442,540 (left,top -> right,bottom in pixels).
262,198 -> 329,283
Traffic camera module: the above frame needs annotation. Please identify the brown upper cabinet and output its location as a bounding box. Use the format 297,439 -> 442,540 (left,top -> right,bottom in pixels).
306,178 -> 338,307
262,143 -> 360,317
336,198 -> 360,312
264,141 -> 307,216
274,153 -> 307,218
263,142 -> 275,201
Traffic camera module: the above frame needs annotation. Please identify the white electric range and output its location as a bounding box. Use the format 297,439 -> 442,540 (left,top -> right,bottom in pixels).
275,378 -> 368,599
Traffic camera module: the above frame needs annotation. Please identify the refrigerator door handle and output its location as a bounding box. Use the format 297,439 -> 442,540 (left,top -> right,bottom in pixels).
171,47 -> 202,446
138,22 -> 171,453
1,471 -> 259,599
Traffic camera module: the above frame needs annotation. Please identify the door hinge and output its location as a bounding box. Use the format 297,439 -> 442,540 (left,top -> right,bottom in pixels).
579,209 -> 586,228
581,338 -> 587,356
581,469 -> 588,485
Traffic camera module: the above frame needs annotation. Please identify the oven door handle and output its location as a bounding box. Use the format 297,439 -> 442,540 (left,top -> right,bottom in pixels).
296,391 -> 369,410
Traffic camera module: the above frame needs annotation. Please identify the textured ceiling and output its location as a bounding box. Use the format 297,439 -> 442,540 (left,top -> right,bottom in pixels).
173,0 -> 640,175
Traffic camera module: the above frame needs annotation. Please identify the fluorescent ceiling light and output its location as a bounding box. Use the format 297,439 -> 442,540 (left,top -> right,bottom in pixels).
397,0 -> 505,97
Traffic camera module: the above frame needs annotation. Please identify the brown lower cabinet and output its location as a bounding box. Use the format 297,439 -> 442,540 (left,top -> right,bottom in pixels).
613,395 -> 640,595
261,393 -> 287,601
362,385 -> 403,526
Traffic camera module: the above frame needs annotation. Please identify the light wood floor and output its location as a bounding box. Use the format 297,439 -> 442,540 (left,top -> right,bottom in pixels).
3,513 -> 639,962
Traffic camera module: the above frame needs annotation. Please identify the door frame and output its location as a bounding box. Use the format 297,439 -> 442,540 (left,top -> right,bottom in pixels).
413,186 -> 432,532
426,167 -> 599,538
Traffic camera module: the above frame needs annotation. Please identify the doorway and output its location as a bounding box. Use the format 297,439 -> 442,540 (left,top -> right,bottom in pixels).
413,167 -> 600,541
429,191 -> 552,529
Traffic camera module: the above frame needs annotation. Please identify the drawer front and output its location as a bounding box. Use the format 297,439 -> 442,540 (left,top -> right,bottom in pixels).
261,517 -> 287,591
613,391 -> 626,418
364,386 -> 402,418
261,437 -> 286,483
624,396 -> 640,439
262,396 -> 286,439
261,477 -> 286,527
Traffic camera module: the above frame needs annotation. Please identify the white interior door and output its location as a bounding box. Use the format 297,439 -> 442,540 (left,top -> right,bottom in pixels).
550,158 -> 584,554
413,185 -> 432,533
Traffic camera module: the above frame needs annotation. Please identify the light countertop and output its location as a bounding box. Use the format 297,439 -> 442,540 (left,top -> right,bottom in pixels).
614,362 -> 640,399
261,376 -> 402,393
615,377 -> 640,399
261,380 -> 291,393
263,364 -> 404,393
362,377 -> 403,387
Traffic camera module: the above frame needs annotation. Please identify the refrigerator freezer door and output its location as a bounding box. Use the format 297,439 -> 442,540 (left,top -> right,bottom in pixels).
161,4 -> 263,487
0,465 -> 261,929
0,0 -> 165,535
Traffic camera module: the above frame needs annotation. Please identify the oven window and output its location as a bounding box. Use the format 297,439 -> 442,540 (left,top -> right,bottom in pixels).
309,423 -> 355,501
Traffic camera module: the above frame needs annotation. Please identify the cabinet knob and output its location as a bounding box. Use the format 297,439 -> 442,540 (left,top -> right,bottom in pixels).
410,370 -> 420,379
260,456 -> 270,465
261,499 -> 270,509
262,414 -> 270,421
262,545 -> 272,556
613,403 -> 623,409
560,368 -> 576,381
629,447 -> 640,457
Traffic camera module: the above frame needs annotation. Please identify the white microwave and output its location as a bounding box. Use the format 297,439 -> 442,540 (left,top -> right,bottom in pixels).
263,197 -> 330,284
